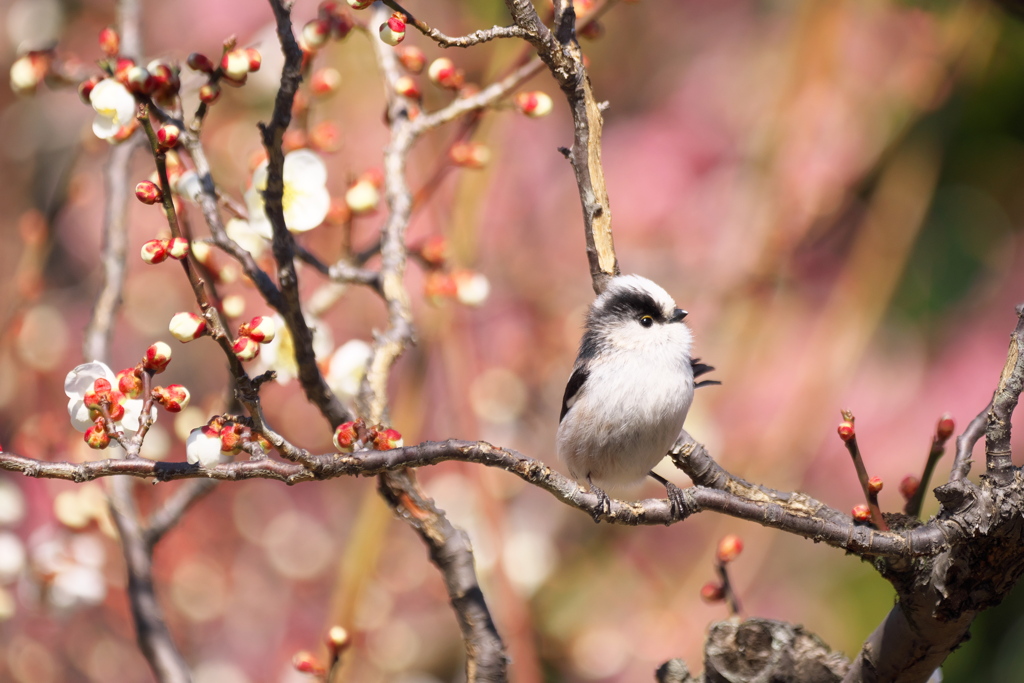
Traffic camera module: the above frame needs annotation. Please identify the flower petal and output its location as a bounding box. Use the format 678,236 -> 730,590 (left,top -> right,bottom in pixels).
283,185 -> 330,232
68,397 -> 94,433
65,362 -> 115,398
225,217 -> 270,257
282,149 -> 327,187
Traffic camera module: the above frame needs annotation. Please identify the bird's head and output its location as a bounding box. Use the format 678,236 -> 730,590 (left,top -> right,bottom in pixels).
584,275 -> 693,355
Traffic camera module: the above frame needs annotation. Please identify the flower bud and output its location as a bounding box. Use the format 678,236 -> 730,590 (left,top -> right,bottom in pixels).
345,176 -> 381,214
373,427 -> 403,450
156,123 -> 181,149
117,368 -> 143,399
154,384 -> 190,413
292,651 -> 324,675
107,396 -> 126,422
99,27 -> 120,56
347,0 -> 373,9
716,534 -> 743,564
243,316 -> 276,343
837,421 -> 855,442
379,14 -> 407,46
424,271 -> 457,302
113,57 -> 136,81
302,20 -> 332,51
867,476 -> 883,494
245,48 -> 262,72
311,67 -> 341,97
141,239 -> 169,264
937,414 -> 955,441
394,75 -> 421,99
420,236 -> 447,267
232,336 -> 260,361
10,53 -> 50,95
84,422 -> 111,449
198,82 -> 221,104
899,475 -> 920,501
219,423 -> 246,455
78,75 -> 102,104
515,91 -> 553,118
428,57 -> 463,90
700,581 -> 725,603
144,341 -> 173,373
333,422 -> 359,452
579,19 -> 605,40
396,46 -> 426,73
147,60 -> 179,95
449,141 -> 490,169
124,65 -> 153,94
326,625 -> 350,653
453,270 -> 490,306
169,312 -> 207,342
187,52 -> 215,73
309,121 -> 341,153
166,237 -> 190,260
852,504 -> 871,522
135,181 -> 162,205
220,49 -> 251,81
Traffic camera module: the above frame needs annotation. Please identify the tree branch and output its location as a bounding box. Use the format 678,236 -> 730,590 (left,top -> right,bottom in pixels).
984,303 -> 1024,485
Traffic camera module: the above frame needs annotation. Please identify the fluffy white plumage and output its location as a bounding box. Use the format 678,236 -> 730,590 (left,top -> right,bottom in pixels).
557,275 -> 697,497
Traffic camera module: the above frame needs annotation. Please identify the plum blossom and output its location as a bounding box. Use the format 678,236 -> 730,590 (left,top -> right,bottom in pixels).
89,78 -> 136,141
30,531 -> 107,610
250,313 -> 333,384
186,425 -> 223,468
65,361 -> 150,437
244,149 -> 330,237
325,340 -> 372,401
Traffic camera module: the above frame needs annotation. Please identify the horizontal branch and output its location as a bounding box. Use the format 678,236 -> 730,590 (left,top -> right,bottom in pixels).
381,0 -> 527,47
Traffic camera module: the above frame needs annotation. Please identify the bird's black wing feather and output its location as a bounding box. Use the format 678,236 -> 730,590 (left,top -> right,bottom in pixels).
559,366 -> 590,422
691,358 -> 722,389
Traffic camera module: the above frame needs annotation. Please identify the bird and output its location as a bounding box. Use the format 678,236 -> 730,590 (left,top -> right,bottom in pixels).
556,274 -> 718,521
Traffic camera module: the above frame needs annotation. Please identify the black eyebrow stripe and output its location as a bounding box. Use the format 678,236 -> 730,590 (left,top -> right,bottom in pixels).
595,288 -> 666,323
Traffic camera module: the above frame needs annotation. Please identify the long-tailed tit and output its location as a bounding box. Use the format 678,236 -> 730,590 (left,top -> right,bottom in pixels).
557,275 -> 718,520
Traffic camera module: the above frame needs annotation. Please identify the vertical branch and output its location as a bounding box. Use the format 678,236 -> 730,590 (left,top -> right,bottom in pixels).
984,304 -> 1024,485
260,0 -> 350,427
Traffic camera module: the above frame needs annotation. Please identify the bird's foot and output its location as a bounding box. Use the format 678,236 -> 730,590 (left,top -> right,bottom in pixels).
650,471 -> 691,522
587,475 -> 611,523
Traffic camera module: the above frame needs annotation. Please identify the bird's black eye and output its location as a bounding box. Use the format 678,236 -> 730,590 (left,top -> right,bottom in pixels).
639,315 -> 654,328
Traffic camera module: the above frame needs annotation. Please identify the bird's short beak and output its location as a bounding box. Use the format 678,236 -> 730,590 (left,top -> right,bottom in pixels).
669,308 -> 688,323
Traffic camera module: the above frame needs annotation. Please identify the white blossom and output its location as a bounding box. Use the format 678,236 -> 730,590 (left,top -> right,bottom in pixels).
186,426 -> 224,468
64,361 -> 151,437
89,78 -> 135,141
325,340 -> 372,401
245,149 -> 330,235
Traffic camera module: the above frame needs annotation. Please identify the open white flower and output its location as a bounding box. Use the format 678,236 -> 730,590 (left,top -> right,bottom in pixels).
325,340 -> 372,401
225,217 -> 269,259
64,361 -> 150,437
250,313 -> 333,384
186,426 -> 223,468
89,78 -> 136,141
245,149 -> 330,235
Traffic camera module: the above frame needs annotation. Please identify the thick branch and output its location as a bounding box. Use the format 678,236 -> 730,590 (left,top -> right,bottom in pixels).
984,303 -> 1024,484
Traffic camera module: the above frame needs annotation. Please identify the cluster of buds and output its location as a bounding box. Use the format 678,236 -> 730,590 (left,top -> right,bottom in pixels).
379,12 -> 407,46
186,416 -> 273,468
140,237 -> 190,265
93,28 -> 181,104
82,378 -> 130,426
514,91 -> 554,118
332,419 -> 403,453
424,267 -> 491,307
231,316 -> 277,362
701,534 -> 744,613
344,169 -> 383,214
152,383 -> 190,413
299,1 -> 356,55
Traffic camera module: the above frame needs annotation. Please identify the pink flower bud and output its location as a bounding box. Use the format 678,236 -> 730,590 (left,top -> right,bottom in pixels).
187,52 -> 215,74
424,271 -> 457,303
937,414 -> 955,441
78,75 -> 102,104
10,53 -> 50,95
84,422 -> 111,449
292,652 -> 324,675
166,237 -> 190,260
169,312 -> 207,342
153,384 -> 190,413
99,27 -> 120,56
144,341 -> 173,373
852,504 -> 871,522
243,316 -> 276,343
379,14 -> 406,46
420,236 -> 447,267
117,368 -> 143,399
372,427 -> 403,450
156,123 -> 180,149
837,421 -> 855,442
199,82 -> 221,104
427,57 -> 463,90
347,0 -> 373,9
449,141 -> 490,169
899,475 -> 920,501
141,239 -> 169,264
232,336 -> 260,361
867,476 -> 884,494
310,68 -> 341,97
345,177 -> 380,214
514,91 -> 553,118
124,65 -> 153,94
147,61 -> 179,95
135,181 -> 162,205
716,534 -> 743,564
220,49 -> 251,81
394,75 -> 421,99
113,57 -> 136,81
218,423 -> 245,455
309,121 -> 341,153
302,20 -> 331,51
396,46 -> 426,73
106,396 -> 126,422
329,10 -> 355,39
333,422 -> 359,452
326,625 -> 350,653
700,581 -> 725,603
245,48 -> 262,72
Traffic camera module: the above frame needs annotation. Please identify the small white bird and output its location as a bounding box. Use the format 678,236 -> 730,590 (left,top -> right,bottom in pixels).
556,275 -> 717,520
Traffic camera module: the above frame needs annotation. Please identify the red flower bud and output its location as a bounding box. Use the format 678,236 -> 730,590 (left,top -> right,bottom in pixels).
372,427 -> 403,450
427,57 -> 463,90
117,368 -> 143,399
166,237 -> 190,260
156,123 -> 181,149
837,421 -> 855,442
396,46 -> 426,73
187,52 -> 215,74
135,181 -> 162,205
333,422 -> 359,452
700,581 -> 725,603
867,477 -> 883,494
514,91 -> 553,118
716,534 -> 743,564
852,504 -> 871,522
420,236 -> 447,267
937,414 -> 955,441
245,48 -> 262,72
292,651 -> 324,675
84,422 -> 111,449
144,341 -> 172,373
153,384 -> 190,413
394,75 -> 421,99
232,336 -> 260,361
169,312 -> 207,342
198,82 -> 221,104
379,13 -> 406,46
310,68 -> 341,97
326,625 -> 350,653
899,475 -> 920,501
99,27 -> 120,56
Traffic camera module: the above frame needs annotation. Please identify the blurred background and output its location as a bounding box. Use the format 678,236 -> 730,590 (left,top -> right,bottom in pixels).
1,0 -> 1024,681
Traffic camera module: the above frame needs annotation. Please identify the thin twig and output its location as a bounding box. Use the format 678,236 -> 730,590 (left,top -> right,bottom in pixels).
381,0 -> 527,47
839,410 -> 889,531
950,402 -> 990,482
905,415 -> 954,518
